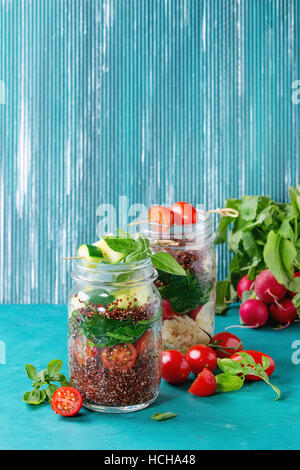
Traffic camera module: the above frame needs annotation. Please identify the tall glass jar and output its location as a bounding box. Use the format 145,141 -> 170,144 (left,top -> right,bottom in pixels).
68,257 -> 162,413
141,213 -> 216,354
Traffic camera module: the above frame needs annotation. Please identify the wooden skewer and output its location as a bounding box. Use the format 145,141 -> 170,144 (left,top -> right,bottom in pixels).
127,207 -> 239,226
62,256 -> 83,260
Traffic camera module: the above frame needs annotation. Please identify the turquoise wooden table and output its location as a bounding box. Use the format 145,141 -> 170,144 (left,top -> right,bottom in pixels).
1,305 -> 299,450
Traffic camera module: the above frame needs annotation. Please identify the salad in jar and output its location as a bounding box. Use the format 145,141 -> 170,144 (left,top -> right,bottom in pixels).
67,230 -> 185,412
142,202 -> 216,354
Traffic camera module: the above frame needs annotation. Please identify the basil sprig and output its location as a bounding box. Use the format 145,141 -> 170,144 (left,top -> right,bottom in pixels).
216,352 -> 281,400
23,359 -> 70,405
103,230 -> 186,277
81,313 -> 160,348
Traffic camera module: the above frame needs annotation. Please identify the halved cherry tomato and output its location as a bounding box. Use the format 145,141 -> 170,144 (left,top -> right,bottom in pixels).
170,202 -> 198,225
86,343 -> 98,358
188,305 -> 202,321
230,350 -> 275,381
161,350 -> 191,384
188,368 -> 216,397
186,344 -> 217,374
211,332 -> 243,358
51,387 -> 83,417
101,343 -> 137,371
148,206 -> 174,232
162,299 -> 179,320
72,337 -> 86,365
136,330 -> 155,356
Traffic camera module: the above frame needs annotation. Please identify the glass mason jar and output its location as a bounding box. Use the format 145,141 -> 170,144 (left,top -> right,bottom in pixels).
68,257 -> 162,413
141,213 -> 216,354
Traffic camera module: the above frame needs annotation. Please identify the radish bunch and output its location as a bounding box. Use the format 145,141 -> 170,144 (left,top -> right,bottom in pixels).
236,270 -> 299,329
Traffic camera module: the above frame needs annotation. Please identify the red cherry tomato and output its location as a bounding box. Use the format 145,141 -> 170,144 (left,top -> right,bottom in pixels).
188,305 -> 202,321
51,387 -> 83,417
86,343 -> 99,358
162,299 -> 179,320
188,368 -> 216,397
101,343 -> 137,371
212,332 -> 243,358
136,330 -> 155,356
170,202 -> 198,225
161,350 -> 191,384
148,206 -> 174,232
186,344 -> 217,374
231,350 -> 275,381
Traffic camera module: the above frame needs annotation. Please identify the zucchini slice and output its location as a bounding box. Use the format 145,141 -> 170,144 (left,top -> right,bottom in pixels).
77,244 -> 104,263
93,238 -> 126,264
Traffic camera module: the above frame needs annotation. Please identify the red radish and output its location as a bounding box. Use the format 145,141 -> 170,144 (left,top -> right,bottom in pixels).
254,269 -> 287,304
269,298 -> 298,326
162,299 -> 179,320
289,271 -> 300,298
188,305 -> 202,320
239,299 -> 269,327
237,275 -> 254,300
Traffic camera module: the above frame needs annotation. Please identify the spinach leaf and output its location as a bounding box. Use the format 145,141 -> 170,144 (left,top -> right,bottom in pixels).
81,313 -> 160,348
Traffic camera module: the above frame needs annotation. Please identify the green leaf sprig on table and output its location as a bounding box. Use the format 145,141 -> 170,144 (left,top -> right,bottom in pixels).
216,352 -> 281,400
23,360 -> 70,405
215,185 -> 300,314
151,412 -> 177,421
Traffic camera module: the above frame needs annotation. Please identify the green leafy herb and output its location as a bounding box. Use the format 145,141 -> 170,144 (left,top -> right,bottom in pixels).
23,359 -> 70,406
151,412 -> 177,421
80,313 -> 160,348
216,373 -> 244,392
151,252 -> 186,276
216,353 -> 281,400
158,270 -> 213,314
215,186 -> 300,314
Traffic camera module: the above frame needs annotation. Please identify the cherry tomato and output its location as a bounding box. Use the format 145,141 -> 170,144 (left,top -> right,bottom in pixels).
188,368 -> 216,397
231,350 -> 275,381
211,332 -> 243,358
162,299 -> 179,320
188,305 -> 202,321
170,202 -> 198,225
86,343 -> 99,358
72,337 -> 87,365
101,343 -> 137,371
51,387 -> 83,417
148,206 -> 174,232
136,330 -> 155,356
161,350 -> 191,384
186,345 -> 217,374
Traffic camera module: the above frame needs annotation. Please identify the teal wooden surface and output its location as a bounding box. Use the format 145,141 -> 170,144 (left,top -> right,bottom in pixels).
0,1 -> 299,303
0,304 -> 299,450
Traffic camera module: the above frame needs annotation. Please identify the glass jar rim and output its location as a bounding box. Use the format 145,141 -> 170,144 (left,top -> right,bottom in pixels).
71,256 -> 157,287
140,210 -> 213,242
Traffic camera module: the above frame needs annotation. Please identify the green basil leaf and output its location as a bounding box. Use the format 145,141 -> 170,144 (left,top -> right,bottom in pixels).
151,412 -> 177,421
151,252 -> 186,276
262,356 -> 270,370
23,389 -> 44,405
59,374 -> 71,387
47,359 -> 63,376
216,373 -> 244,392
104,236 -> 137,254
25,364 -> 38,380
45,384 -> 58,401
217,358 -> 243,374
